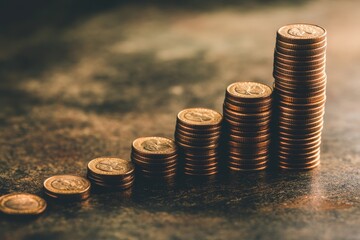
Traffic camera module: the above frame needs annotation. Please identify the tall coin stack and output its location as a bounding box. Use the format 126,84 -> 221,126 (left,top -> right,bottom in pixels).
223,82 -> 272,171
273,23 -> 327,170
131,137 -> 178,181
87,157 -> 135,190
175,108 -> 222,176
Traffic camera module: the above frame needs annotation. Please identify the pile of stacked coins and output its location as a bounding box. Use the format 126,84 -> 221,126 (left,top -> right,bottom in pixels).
131,137 -> 178,180
223,82 -> 272,171
175,108 -> 222,176
87,157 -> 135,190
43,175 -> 91,201
273,23 -> 327,170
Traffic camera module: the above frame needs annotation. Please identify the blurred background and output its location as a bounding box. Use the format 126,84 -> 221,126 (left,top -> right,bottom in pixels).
0,0 -> 359,239
0,0 -> 358,156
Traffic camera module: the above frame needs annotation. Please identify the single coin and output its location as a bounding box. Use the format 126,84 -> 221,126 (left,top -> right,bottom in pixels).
176,140 -> 219,150
228,133 -> 271,143
176,120 -> 221,137
87,173 -> 134,184
227,82 -> 272,100
276,39 -> 326,50
275,59 -> 325,71
131,151 -> 178,162
177,108 -> 222,127
132,137 -> 177,157
275,44 -> 326,56
228,165 -> 267,171
44,175 -> 91,197
277,23 -> 327,44
0,193 -> 46,215
274,54 -> 326,66
88,157 -> 134,177
274,85 -> 326,98
223,101 -> 272,113
274,50 -> 326,62
279,160 -> 320,170
274,70 -> 326,81
132,158 -> 177,170
184,156 -> 219,164
223,107 -> 272,119
225,94 -> 273,107
275,78 -> 327,91
274,65 -> 325,76
175,127 -> 220,138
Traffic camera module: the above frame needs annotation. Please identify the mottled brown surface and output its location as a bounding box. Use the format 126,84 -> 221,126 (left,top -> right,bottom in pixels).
0,1 -> 360,239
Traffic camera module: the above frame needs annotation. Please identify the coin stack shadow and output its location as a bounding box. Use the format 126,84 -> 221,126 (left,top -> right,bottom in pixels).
223,82 -> 272,171
131,137 -> 178,182
273,23 -> 327,170
175,108 -> 222,176
87,157 -> 135,190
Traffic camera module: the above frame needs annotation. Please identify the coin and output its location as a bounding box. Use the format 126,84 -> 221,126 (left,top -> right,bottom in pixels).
132,137 -> 177,157
177,108 -> 222,128
44,175 -> 91,201
88,157 -> 134,177
0,193 -> 46,215
227,82 -> 272,100
276,39 -> 326,50
277,23 -> 327,44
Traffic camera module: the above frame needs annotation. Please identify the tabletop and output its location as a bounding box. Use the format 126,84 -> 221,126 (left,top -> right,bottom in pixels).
0,1 -> 359,239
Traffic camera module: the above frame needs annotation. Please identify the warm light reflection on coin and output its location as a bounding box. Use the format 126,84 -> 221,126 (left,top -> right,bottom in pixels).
0,193 -> 46,215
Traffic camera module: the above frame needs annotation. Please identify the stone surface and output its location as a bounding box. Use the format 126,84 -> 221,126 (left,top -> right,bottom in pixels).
0,1 -> 359,239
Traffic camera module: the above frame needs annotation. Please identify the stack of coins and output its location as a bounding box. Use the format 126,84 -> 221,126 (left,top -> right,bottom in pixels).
175,108 -> 222,176
87,157 -> 135,190
223,82 -> 272,171
273,23 -> 327,170
131,137 -> 178,180
43,175 -> 91,201
0,193 -> 47,216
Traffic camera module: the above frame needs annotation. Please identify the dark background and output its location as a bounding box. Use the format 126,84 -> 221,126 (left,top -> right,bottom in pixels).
0,1 -> 359,239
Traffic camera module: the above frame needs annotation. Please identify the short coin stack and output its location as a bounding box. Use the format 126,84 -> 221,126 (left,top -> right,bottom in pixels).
87,157 -> 135,190
131,137 -> 178,180
273,23 -> 327,170
43,175 -> 91,201
175,108 -> 222,176
223,82 -> 272,171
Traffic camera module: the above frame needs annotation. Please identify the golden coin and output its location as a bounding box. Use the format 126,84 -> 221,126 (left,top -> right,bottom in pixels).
227,82 -> 272,99
228,165 -> 267,172
274,50 -> 326,61
276,44 -> 326,56
88,157 -> 134,177
132,137 -> 177,156
0,193 -> 46,215
177,108 -> 222,127
274,65 -> 325,76
279,160 -> 320,170
276,39 -> 326,50
277,24 -> 326,44
274,54 -> 326,66
44,175 -> 91,197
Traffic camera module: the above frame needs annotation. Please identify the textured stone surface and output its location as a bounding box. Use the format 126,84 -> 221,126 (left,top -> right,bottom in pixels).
0,1 -> 359,239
